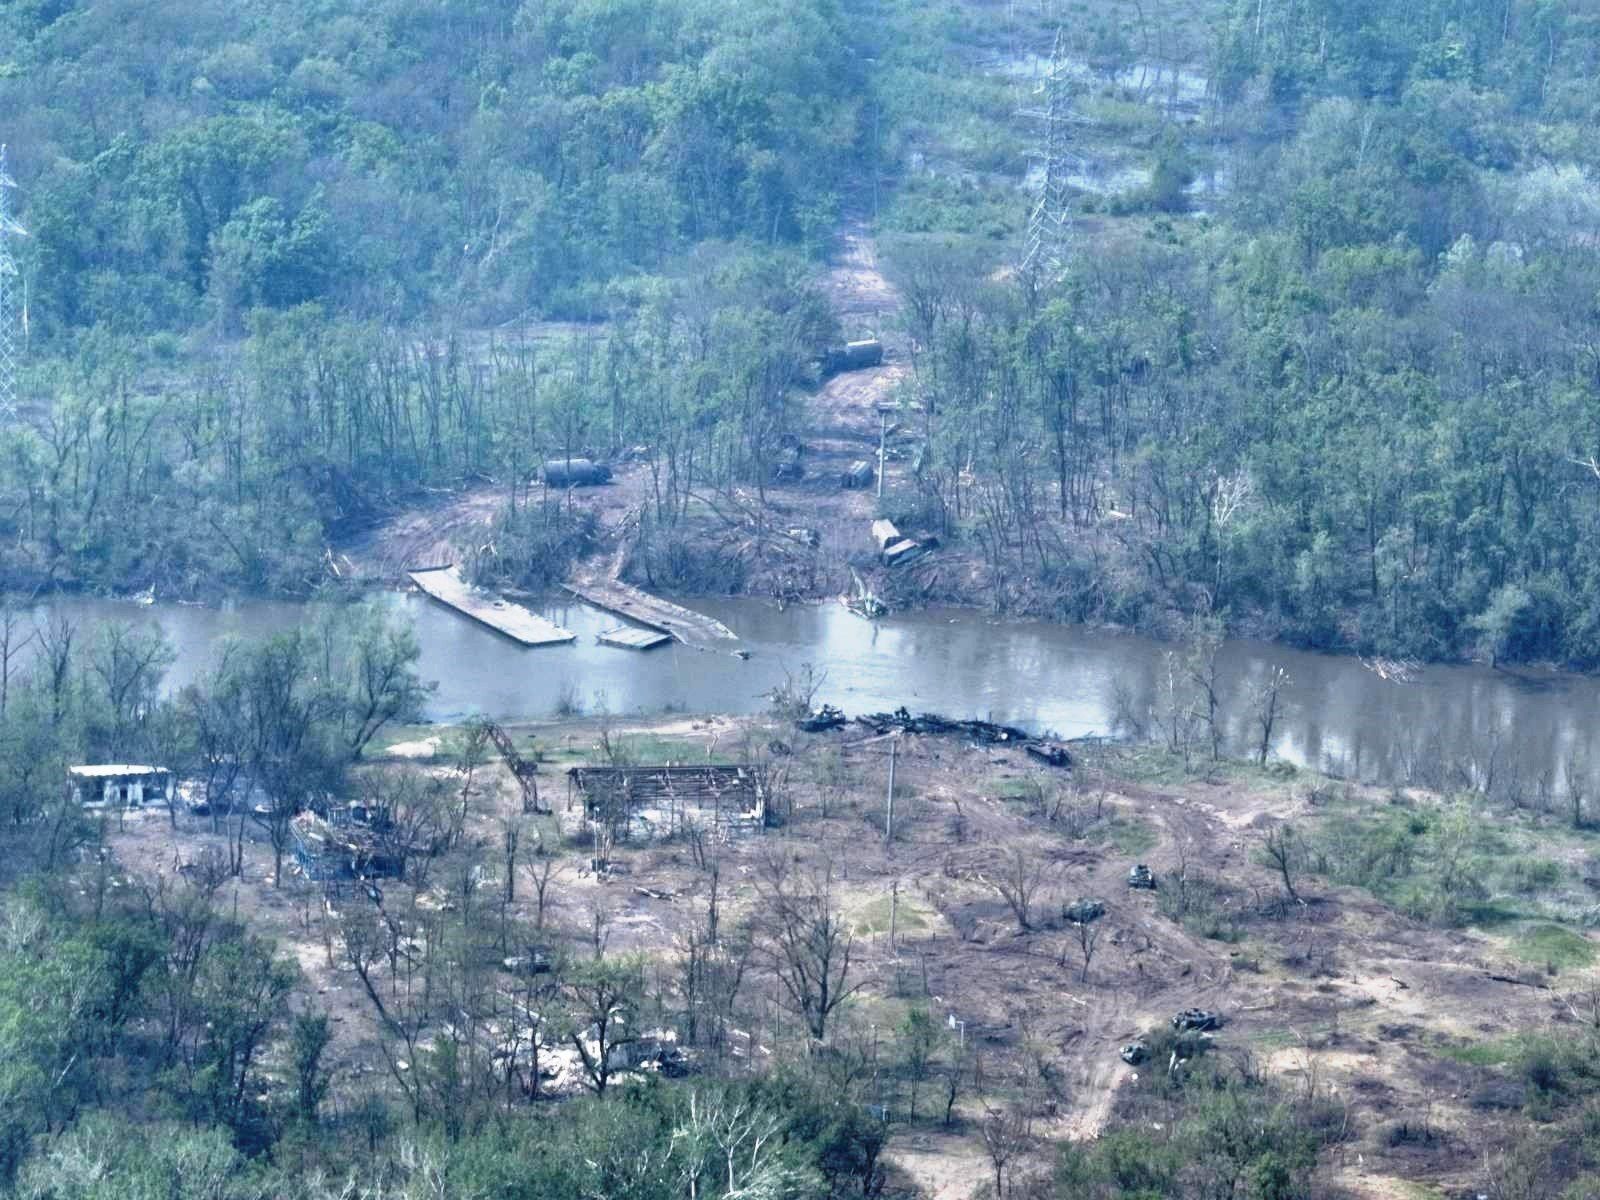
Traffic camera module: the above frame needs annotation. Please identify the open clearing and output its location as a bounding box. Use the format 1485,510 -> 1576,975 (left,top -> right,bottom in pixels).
104,714 -> 1585,1198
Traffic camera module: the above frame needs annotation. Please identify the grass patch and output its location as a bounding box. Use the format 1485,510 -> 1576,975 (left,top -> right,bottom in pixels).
1396,1183 -> 1447,1200
612,734 -> 724,764
1101,814 -> 1157,856
850,894 -> 932,937
1435,1034 -> 1523,1068
1512,923 -> 1596,971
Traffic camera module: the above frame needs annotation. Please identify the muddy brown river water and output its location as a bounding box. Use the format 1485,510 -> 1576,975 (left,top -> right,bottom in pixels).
38,592 -> 1600,792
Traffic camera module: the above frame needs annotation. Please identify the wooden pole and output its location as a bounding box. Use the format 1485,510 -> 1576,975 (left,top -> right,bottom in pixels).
884,735 -> 897,846
876,409 -> 887,501
890,879 -> 899,951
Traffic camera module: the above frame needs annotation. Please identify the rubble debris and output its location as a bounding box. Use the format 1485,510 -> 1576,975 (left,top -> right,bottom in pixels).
1127,864 -> 1156,890
798,705 -> 848,733
786,527 -> 821,549
856,707 -> 1030,746
1119,1041 -> 1148,1065
568,764 -> 769,843
1172,1009 -> 1221,1033
842,568 -> 888,619
292,811 -> 403,882
1025,742 -> 1072,769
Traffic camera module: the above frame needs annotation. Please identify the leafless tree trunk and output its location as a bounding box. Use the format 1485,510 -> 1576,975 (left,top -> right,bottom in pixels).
527,854 -> 563,929
754,856 -> 863,1043
1252,666 -> 1291,765
1073,917 -> 1101,983
987,848 -> 1048,932
979,1104 -> 1030,1198
1261,823 -> 1300,903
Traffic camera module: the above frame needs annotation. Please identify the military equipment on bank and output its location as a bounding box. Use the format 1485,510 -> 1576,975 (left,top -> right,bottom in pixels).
798,704 -> 848,733
1120,1041 -> 1148,1065
1063,897 -> 1107,924
841,460 -> 876,489
822,338 -> 884,376
1128,864 -> 1156,890
1172,1009 -> 1220,1033
1025,741 -> 1072,768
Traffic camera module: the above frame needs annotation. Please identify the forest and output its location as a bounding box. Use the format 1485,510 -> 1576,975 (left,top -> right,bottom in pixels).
4,1 -> 1600,663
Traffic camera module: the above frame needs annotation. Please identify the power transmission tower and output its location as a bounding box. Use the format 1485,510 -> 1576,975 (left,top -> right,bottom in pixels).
1020,30 -> 1079,285
0,144 -> 24,418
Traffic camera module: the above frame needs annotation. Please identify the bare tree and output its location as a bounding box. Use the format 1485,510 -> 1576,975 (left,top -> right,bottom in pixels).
0,601 -> 35,717
1251,666 -> 1291,765
978,1104 -> 1031,1198
501,819 -> 521,904
987,848 -> 1048,932
1565,748 -> 1589,829
1185,614 -> 1225,762
1072,916 -> 1101,983
527,853 -> 564,929
754,856 -> 864,1043
561,956 -> 644,1095
1260,823 -> 1301,904
942,1058 -> 964,1126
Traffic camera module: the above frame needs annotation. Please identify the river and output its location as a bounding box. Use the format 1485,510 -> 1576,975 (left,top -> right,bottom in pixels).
35,592 -> 1599,794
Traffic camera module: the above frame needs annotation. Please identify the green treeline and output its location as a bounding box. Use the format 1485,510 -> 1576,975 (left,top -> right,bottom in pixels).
8,0 -> 1600,664
3,0 -> 860,332
880,0 -> 1600,665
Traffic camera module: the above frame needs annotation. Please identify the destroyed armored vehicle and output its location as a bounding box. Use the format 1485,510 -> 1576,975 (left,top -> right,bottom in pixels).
798,705 -> 848,733
1172,1008 -> 1220,1033
502,946 -> 555,975
1063,897 -> 1107,925
1119,1041 -> 1148,1065
1128,864 -> 1156,890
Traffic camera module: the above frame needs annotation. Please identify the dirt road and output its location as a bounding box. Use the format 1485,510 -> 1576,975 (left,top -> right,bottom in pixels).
340,220 -> 914,593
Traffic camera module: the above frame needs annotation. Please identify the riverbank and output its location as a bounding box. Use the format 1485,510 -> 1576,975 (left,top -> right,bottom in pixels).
27,587 -> 1600,804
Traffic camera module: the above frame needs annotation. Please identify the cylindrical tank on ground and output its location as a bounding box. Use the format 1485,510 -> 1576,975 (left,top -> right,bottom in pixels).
822,339 -> 885,375
542,458 -> 613,487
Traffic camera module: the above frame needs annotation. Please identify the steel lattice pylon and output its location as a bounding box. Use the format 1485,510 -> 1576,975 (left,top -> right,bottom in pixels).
1020,30 -> 1079,283
0,145 -> 23,418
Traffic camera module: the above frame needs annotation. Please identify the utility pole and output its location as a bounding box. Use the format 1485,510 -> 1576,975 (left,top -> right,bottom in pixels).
1019,30 -> 1080,286
0,144 -> 25,420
